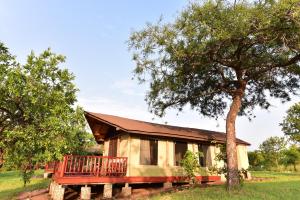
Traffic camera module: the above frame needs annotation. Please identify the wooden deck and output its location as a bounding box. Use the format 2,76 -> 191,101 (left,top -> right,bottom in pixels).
50,155 -> 220,185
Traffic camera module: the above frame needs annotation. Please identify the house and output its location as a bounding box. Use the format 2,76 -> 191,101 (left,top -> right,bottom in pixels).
49,111 -> 250,200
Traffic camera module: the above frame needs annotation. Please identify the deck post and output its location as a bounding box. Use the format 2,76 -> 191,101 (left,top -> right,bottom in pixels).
49,181 -> 55,197
121,183 -> 132,197
50,182 -> 65,200
81,185 -> 91,200
59,156 -> 67,178
53,184 -> 65,200
43,172 -> 51,179
103,184 -> 113,199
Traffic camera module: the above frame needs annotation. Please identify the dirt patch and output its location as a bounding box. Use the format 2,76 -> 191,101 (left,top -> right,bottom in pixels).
18,189 -> 49,200
17,181 -> 224,200
117,182 -> 225,200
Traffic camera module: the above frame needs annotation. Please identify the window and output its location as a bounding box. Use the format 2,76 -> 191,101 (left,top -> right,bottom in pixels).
174,141 -> 187,166
140,138 -> 158,165
198,144 -> 208,167
108,138 -> 118,157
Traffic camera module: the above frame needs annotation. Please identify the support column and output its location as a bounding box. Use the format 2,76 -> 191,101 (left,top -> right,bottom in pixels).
49,181 -> 55,197
81,185 -> 91,200
103,184 -> 113,199
53,184 -> 65,200
50,181 -> 58,198
43,172 -> 51,179
121,183 -> 132,197
163,182 -> 172,189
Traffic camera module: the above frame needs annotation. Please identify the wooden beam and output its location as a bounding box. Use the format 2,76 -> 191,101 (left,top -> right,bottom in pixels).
53,175 -> 221,185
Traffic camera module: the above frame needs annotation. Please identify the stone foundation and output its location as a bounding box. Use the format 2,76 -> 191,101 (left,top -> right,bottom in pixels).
103,184 -> 113,199
81,186 -> 91,200
43,172 -> 51,179
121,184 -> 132,197
49,181 -> 65,200
163,182 -> 172,189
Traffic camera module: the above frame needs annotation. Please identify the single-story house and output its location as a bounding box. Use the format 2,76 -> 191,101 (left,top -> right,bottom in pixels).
48,111 -> 250,200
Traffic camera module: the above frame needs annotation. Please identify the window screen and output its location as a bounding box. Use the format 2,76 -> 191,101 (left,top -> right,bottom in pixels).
140,138 -> 158,165
108,138 -> 118,157
198,144 -> 208,167
174,141 -> 187,166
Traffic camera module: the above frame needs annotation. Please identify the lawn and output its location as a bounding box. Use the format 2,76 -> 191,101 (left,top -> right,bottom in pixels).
0,170 -> 50,200
151,171 -> 300,200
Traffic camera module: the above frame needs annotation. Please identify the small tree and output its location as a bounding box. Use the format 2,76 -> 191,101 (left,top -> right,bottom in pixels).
259,136 -> 286,170
281,145 -> 300,171
281,102 -> 300,144
248,150 -> 265,170
129,0 -> 300,189
181,150 -> 203,184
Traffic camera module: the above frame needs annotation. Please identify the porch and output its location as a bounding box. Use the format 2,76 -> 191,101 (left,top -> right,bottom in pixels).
52,155 -> 128,185
50,155 -> 221,185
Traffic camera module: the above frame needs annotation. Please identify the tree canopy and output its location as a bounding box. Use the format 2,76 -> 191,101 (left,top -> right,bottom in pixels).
129,0 -> 300,189
281,102 -> 300,143
259,136 -> 287,169
129,0 -> 300,118
0,42 -> 91,185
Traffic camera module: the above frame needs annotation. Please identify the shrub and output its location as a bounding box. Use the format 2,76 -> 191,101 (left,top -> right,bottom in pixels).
181,150 -> 204,184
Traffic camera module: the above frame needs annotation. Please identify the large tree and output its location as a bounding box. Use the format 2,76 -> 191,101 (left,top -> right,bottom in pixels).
281,102 -> 300,143
0,42 -> 91,184
129,0 -> 300,189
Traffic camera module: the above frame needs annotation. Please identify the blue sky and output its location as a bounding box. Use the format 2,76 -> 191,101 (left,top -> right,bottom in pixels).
0,0 -> 298,150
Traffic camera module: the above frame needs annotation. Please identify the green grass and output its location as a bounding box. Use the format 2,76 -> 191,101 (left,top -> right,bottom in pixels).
151,171 -> 300,200
0,170 -> 50,200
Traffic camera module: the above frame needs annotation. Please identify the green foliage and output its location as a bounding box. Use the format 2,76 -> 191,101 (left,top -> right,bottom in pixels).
248,137 -> 300,171
0,42 -> 91,185
259,136 -> 287,169
281,145 -> 300,171
248,150 -> 265,170
19,170 -> 34,187
129,0 -> 300,118
215,144 -> 227,163
180,150 -> 203,183
281,102 -> 300,143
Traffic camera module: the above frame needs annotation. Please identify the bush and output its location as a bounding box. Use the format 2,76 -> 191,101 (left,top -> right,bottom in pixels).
181,150 -> 204,184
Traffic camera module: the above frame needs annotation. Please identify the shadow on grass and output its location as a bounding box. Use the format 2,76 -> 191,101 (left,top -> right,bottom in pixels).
0,171 -> 50,200
0,180 -> 50,200
0,171 -> 21,179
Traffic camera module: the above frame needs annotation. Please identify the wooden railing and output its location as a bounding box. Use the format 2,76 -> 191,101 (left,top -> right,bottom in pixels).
45,161 -> 56,173
52,155 -> 128,179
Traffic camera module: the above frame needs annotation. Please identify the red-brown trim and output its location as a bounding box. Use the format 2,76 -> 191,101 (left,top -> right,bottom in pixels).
53,175 -> 221,185
84,111 -> 250,145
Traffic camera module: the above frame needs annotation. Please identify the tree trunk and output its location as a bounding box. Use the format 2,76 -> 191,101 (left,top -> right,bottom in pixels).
0,148 -> 3,168
226,94 -> 242,190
